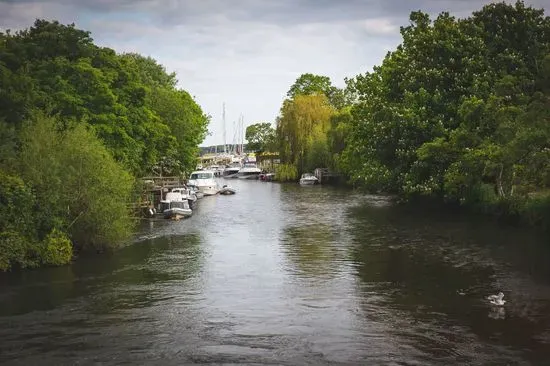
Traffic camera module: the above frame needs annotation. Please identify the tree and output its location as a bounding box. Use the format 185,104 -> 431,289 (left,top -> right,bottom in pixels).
19,113 -> 135,252
276,94 -> 335,174
245,122 -> 276,153
0,19 -> 209,176
342,0 -> 550,213
287,73 -> 347,108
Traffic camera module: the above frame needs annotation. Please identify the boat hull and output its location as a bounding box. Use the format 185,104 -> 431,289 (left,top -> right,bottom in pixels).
200,187 -> 220,196
219,187 -> 236,195
238,174 -> 260,180
299,178 -> 318,185
223,172 -> 240,179
163,208 -> 192,219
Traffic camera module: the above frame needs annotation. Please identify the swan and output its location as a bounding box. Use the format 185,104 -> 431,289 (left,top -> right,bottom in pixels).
487,292 -> 506,306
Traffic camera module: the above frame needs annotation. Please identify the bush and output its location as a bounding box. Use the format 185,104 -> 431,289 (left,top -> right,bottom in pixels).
19,114 -> 135,252
0,231 -> 28,271
0,171 -> 37,237
521,193 -> 550,230
40,228 -> 73,266
275,164 -> 298,182
305,139 -> 331,172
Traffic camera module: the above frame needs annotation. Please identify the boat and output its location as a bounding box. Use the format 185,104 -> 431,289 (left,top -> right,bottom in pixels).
188,185 -> 204,199
299,173 -> 319,185
171,187 -> 198,209
209,165 -> 223,177
223,162 -> 241,178
218,185 -> 236,195
160,192 -> 193,220
237,163 -> 261,180
259,173 -> 275,182
187,170 -> 219,196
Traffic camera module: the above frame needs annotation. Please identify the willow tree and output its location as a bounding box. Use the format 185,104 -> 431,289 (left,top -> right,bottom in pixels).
276,93 -> 334,174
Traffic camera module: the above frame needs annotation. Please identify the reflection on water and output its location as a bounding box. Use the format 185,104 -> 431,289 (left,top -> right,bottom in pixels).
1,179 -> 550,365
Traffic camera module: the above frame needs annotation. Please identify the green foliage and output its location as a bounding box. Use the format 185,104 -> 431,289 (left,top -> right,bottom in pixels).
19,114 -> 135,251
40,228 -> 72,266
342,1 -> 550,227
245,122 -> 276,153
275,164 -> 298,182
287,73 -> 348,109
276,94 -> 335,174
0,19 -> 208,176
287,73 -> 333,99
0,20 -> 209,270
0,231 -> 31,271
305,139 -> 331,173
0,171 -> 36,237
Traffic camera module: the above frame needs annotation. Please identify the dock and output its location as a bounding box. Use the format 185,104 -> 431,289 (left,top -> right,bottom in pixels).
314,168 -> 342,185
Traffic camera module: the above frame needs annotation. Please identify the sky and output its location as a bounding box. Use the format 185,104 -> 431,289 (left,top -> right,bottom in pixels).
0,0 -> 547,146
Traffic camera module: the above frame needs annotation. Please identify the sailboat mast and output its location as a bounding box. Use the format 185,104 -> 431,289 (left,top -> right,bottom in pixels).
241,115 -> 244,154
222,103 -> 226,154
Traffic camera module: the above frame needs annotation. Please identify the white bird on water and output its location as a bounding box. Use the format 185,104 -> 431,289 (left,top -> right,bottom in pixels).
487,292 -> 506,306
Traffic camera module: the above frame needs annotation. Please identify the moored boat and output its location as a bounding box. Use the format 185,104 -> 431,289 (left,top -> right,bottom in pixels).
237,163 -> 261,180
219,185 -> 236,195
299,173 -> 319,185
171,187 -> 198,209
160,192 -> 193,219
187,170 -> 219,196
223,163 -> 241,178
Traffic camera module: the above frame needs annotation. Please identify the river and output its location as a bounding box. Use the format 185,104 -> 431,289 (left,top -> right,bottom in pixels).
1,179 -> 550,365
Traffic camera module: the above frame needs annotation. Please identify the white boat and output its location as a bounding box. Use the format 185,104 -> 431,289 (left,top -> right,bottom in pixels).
223,162 -> 241,178
209,165 -> 223,177
219,185 -> 236,195
188,170 -> 219,196
299,173 -> 319,185
237,163 -> 261,180
187,185 -> 204,199
160,192 -> 193,219
171,187 -> 198,209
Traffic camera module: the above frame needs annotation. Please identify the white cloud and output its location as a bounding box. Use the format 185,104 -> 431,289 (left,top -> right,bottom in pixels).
362,18 -> 399,35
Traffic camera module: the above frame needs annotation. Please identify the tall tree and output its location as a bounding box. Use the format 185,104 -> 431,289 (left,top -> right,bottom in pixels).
276,94 -> 334,173
245,122 -> 276,153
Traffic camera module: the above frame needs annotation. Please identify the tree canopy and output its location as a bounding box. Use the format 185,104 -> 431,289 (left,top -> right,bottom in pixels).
341,1 -> 550,223
245,122 -> 276,153
0,20 -> 209,270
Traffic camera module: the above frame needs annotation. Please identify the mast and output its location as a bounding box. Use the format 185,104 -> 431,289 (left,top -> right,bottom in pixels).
222,103 -> 227,154
240,115 -> 244,155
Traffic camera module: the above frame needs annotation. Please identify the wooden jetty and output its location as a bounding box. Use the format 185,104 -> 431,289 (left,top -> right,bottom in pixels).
314,168 -> 342,185
135,176 -> 187,215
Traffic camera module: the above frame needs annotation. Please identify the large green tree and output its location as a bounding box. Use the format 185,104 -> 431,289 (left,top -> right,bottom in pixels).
245,122 -> 276,153
0,20 -> 210,270
342,1 -> 550,223
0,20 -> 209,176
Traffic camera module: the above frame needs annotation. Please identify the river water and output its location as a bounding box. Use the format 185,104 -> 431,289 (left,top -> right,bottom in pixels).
1,179 -> 550,365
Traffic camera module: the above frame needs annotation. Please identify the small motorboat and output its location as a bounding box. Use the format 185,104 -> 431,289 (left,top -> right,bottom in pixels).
259,173 -> 275,182
219,185 -> 236,195
160,192 -> 193,220
188,185 -> 204,199
299,173 -> 319,185
171,187 -> 198,209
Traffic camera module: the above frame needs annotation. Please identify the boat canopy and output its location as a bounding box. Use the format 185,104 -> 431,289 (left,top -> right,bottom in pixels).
190,171 -> 214,179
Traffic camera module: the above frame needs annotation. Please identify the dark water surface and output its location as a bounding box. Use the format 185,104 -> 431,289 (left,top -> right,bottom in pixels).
1,180 -> 550,365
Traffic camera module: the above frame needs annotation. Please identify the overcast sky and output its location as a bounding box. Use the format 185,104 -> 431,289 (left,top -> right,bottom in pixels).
0,0 -> 547,146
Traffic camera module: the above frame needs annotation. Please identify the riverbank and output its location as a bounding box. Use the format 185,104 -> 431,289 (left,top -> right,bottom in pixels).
398,192 -> 550,236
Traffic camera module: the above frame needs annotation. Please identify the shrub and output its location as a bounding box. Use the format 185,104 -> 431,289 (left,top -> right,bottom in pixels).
40,228 -> 73,266
275,163 -> 298,182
